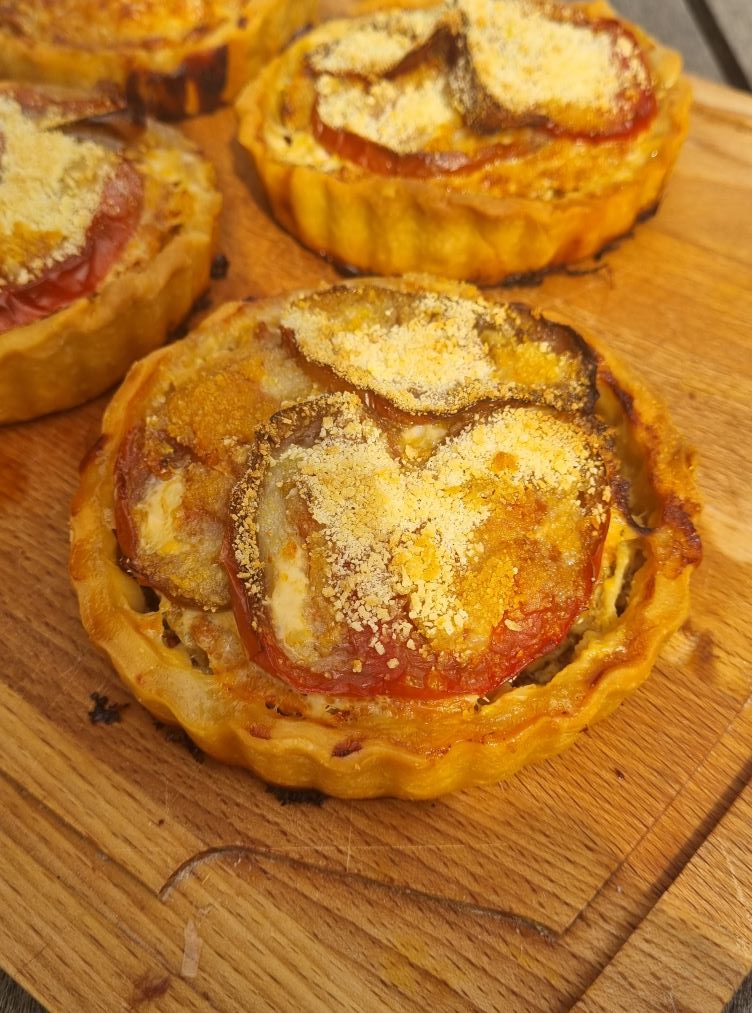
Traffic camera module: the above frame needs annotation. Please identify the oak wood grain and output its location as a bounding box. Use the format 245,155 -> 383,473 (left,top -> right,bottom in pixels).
1,48 -> 751,1013
575,776 -> 752,1012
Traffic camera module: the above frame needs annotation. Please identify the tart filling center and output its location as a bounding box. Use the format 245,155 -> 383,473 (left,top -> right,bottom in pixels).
228,393 -> 611,699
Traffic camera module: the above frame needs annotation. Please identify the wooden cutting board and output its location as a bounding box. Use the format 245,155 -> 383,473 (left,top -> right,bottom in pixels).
1,30 -> 751,1013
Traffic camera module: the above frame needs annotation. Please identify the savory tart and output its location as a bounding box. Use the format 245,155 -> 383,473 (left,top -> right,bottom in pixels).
0,84 -> 221,424
0,0 -> 316,118
237,0 -> 691,282
71,276 -> 701,799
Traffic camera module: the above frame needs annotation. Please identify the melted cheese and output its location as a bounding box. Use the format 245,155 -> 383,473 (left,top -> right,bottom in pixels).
137,472 -> 188,556
0,96 -> 114,286
268,536 -> 314,653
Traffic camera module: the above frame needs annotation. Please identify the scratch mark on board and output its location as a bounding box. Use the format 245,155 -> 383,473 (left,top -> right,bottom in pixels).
345,801 -> 354,873
721,842 -> 752,953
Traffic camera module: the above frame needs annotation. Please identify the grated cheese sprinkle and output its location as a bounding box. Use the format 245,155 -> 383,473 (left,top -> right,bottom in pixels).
309,9 -> 450,78
281,287 -> 590,414
251,396 -> 605,653
457,0 -> 650,124
307,0 -> 651,156
316,70 -> 457,155
0,96 -> 115,287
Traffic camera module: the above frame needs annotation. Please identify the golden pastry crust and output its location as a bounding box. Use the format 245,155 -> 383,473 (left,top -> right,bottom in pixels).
0,90 -> 221,424
70,277 -> 700,799
0,0 -> 316,117
236,1 -> 691,282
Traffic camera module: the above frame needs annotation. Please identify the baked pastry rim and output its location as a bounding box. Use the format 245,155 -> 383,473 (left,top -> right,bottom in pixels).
0,0 -> 317,116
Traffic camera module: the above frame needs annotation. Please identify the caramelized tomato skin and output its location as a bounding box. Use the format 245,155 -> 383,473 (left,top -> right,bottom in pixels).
312,105 -> 536,179
225,522 -> 608,701
0,160 -> 143,335
113,425 -> 147,567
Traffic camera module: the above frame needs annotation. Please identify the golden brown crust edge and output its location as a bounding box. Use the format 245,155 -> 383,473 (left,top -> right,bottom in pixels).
69,280 -> 700,799
235,7 -> 692,282
0,0 -> 317,117
0,124 -> 221,425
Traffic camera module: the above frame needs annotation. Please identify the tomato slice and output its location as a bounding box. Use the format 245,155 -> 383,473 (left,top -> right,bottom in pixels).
112,321 -> 328,610
455,6 -> 658,141
312,103 -> 536,178
0,160 -> 143,334
0,84 -> 127,129
114,421 -> 240,611
226,394 -> 610,700
308,8 -> 657,178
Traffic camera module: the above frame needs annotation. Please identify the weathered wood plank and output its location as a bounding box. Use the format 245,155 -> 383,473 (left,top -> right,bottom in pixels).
616,0 -> 725,81
574,774 -> 752,1012
706,0 -> 752,86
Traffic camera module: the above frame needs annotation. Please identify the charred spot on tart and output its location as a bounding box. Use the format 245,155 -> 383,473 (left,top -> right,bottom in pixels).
279,283 -> 597,416
226,392 -> 611,700
332,739 -> 363,757
88,692 -> 128,725
210,251 -> 230,279
154,720 -> 206,762
125,44 -> 229,120
265,784 -> 327,806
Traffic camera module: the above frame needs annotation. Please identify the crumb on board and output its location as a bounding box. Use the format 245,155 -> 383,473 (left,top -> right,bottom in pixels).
210,252 -> 230,279
88,692 -> 128,725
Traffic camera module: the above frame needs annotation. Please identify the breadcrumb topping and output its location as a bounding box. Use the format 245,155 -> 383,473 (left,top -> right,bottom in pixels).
236,395 -> 607,660
309,9 -> 450,78
0,95 -> 115,286
316,70 -> 457,155
306,0 -> 652,158
459,0 -> 650,124
281,286 -> 592,414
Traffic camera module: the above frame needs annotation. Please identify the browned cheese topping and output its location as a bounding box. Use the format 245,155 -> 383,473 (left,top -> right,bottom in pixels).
310,0 -> 654,150
234,394 -> 608,667
280,284 -> 594,414
0,95 -> 115,286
